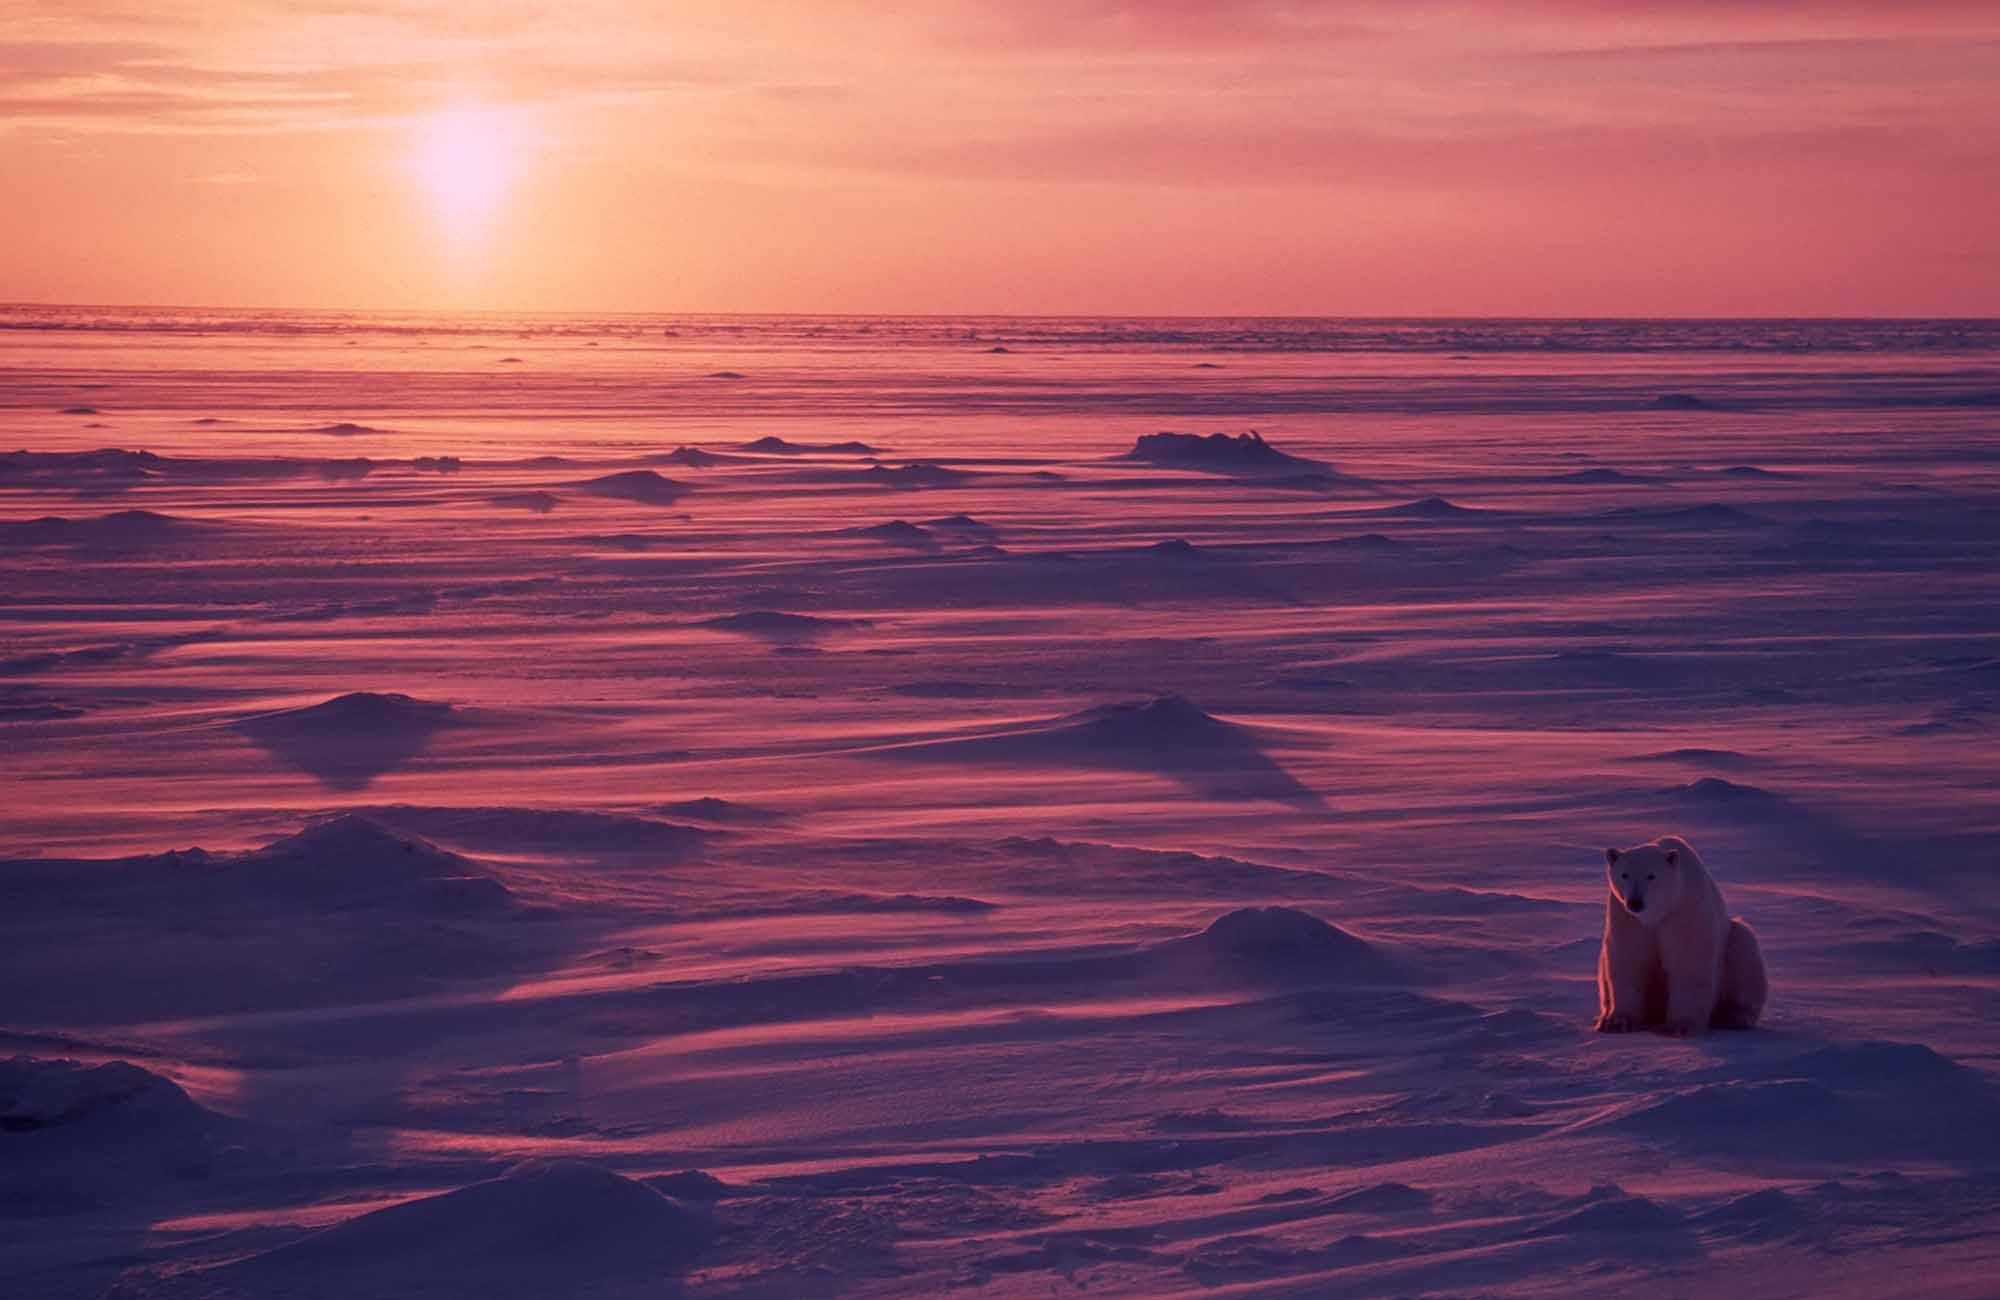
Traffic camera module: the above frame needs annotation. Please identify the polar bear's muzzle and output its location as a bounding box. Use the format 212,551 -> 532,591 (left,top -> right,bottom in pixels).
1617,884 -> 1668,926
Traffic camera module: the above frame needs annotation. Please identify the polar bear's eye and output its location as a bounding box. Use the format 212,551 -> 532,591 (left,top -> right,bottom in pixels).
1647,873 -> 1655,880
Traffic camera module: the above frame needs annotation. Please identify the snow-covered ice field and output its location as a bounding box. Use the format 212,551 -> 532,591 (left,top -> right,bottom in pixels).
3,311 -> 1998,1297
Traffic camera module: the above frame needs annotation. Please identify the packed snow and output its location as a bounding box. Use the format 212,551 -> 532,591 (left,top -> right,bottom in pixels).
2,311 -> 1998,1297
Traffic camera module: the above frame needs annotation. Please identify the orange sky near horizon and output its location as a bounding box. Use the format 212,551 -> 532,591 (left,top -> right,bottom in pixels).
3,1 -> 1997,316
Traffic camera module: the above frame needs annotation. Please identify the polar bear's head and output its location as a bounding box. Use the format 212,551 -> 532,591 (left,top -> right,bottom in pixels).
1604,840 -> 1683,927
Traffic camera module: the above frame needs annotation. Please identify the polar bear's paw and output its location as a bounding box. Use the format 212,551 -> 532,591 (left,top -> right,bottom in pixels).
1594,1012 -> 1641,1033
1711,1005 -> 1760,1031
1659,1018 -> 1702,1038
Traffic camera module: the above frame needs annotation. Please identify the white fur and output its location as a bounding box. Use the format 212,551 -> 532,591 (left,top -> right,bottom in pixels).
1596,835 -> 1766,1036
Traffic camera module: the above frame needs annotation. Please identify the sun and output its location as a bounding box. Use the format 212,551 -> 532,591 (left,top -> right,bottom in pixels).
410,104 -> 516,236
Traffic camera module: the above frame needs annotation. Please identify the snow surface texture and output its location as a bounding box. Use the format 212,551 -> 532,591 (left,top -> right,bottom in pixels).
2,312 -> 1999,1298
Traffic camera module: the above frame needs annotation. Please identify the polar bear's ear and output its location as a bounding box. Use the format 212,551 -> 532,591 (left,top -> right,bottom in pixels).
1663,849 -> 1679,866
1604,848 -> 1621,866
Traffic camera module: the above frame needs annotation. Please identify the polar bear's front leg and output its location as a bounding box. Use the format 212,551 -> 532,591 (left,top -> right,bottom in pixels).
1595,902 -> 1648,1032
1660,923 -> 1723,1037
1662,976 -> 1716,1037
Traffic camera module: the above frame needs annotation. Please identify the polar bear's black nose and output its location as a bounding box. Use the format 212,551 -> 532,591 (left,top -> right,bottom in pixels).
1628,898 -> 1646,913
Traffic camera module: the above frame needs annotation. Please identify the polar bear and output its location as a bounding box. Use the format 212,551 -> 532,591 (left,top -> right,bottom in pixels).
1595,835 -> 1766,1036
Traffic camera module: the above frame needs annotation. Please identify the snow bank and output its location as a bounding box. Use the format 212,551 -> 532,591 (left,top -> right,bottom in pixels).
136,1160 -> 706,1298
236,692 -> 457,789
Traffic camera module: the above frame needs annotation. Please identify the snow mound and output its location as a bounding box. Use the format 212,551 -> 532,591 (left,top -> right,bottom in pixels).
737,436 -> 878,455
1,1058 -> 226,1214
1066,695 -> 1235,747
1119,430 -> 1327,476
1323,1181 -> 1434,1213
862,461 -> 969,488
883,695 -> 1320,805
1689,1187 -> 1808,1241
236,692 -> 457,789
1631,747 -> 1758,768
577,469 -> 691,504
242,690 -> 452,737
701,609 -> 862,642
646,1168 -> 733,1201
1670,775 -> 1783,802
654,445 -> 731,467
655,795 -> 783,823
1050,698 -> 1304,784
179,1160 -> 706,1298
240,815 -> 511,909
1664,776 -> 1803,821
922,513 -> 996,536
1153,907 -> 1386,982
1,1057 -> 211,1137
1377,496 -> 1487,518
317,457 -> 374,480
0,510 -> 207,550
1531,1189 -> 1681,1234
851,519 -> 936,547
1311,533 -> 1406,552
0,447 -> 162,484
1547,467 -> 1650,484
1185,906 -> 1376,963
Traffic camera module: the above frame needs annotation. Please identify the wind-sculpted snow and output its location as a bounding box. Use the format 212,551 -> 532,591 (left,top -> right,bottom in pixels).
0,509 -> 213,550
111,1161 -> 708,1299
237,814 -> 513,907
1589,1039 -> 2000,1165
4,315 -> 2000,1298
360,804 -> 706,861
871,695 -> 1324,806
577,469 -> 692,504
1118,430 -> 1336,478
0,818 -> 547,1024
235,692 -> 458,789
847,519 -> 938,548
699,609 -> 867,643
1151,906 -> 1391,981
0,1058 -> 231,1216
736,435 -> 879,455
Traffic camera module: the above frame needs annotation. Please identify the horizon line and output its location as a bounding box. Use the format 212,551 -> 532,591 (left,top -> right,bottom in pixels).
4,300 -> 1997,324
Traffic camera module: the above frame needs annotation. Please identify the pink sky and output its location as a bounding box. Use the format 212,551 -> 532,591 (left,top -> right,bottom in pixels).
2,1 -> 1996,314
